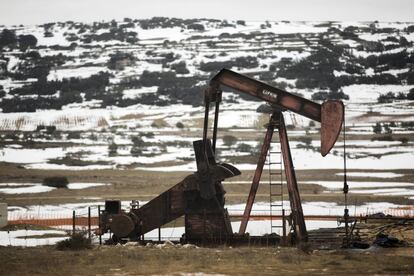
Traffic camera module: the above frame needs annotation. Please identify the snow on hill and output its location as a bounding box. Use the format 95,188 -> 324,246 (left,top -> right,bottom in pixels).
0,18 -> 413,174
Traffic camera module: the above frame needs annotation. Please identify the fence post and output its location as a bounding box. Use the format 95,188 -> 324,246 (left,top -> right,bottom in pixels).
72,210 -> 76,235
158,227 -> 161,242
282,209 -> 286,246
98,205 -> 102,245
88,207 -> 91,240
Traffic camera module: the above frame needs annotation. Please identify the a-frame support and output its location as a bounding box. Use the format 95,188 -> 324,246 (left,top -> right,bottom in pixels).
238,111 -> 308,243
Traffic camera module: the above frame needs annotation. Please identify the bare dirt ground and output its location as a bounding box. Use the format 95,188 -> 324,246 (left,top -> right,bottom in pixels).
1,162 -> 413,207
0,245 -> 414,275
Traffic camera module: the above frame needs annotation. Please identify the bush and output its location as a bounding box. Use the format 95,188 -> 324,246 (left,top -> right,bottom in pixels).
222,135 -> 237,147
108,142 -> 118,156
188,23 -> 205,31
297,136 -> 313,148
378,92 -> 398,103
171,61 -> 189,74
107,52 -> 135,70
43,176 -> 69,188
18,34 -> 37,50
131,136 -> 145,147
407,88 -> 414,100
372,122 -> 382,134
371,135 -> 394,141
399,137 -> 409,144
67,132 -> 81,139
130,146 -> 142,157
176,122 -> 184,128
46,125 -> 56,134
130,136 -> 145,156
236,143 -> 252,152
256,104 -> 273,114
311,90 -> 349,101
56,232 -> 92,251
0,29 -> 17,49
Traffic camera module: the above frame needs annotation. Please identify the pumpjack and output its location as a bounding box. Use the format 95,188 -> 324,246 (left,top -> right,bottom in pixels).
99,69 -> 344,245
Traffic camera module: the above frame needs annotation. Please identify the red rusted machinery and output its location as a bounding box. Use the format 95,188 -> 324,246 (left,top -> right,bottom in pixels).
99,69 -> 344,245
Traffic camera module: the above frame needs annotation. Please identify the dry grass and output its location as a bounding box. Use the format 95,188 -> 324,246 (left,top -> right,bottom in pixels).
1,162 -> 413,207
116,113 -> 146,121
0,245 -> 413,275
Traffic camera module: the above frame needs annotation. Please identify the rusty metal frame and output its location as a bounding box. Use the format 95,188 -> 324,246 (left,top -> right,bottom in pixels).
203,69 -> 344,244
209,69 -> 344,156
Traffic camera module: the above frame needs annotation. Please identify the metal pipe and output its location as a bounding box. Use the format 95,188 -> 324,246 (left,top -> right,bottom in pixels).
282,209 -> 286,246
202,92 -> 210,147
72,210 -> 75,236
88,207 -> 91,240
212,90 -> 222,153
98,205 -> 102,245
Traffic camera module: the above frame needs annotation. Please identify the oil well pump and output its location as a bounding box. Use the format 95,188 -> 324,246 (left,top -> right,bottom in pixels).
99,69 -> 344,245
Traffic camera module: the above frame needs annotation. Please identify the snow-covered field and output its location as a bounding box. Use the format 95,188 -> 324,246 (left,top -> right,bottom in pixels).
0,182 -> 109,194
0,20 -> 413,173
0,19 -> 413,246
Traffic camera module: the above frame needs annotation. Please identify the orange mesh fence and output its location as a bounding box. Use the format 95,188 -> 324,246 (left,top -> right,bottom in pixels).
7,212 -> 99,230
6,207 -> 414,230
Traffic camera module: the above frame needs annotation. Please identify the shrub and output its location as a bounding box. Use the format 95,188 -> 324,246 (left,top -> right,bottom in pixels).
371,135 -> 394,141
131,136 -> 145,147
311,90 -> 349,101
399,137 -> 408,144
236,143 -> 252,152
176,122 -> 184,128
188,23 -> 205,31
407,88 -> 414,100
142,132 -> 154,138
130,146 -> 142,157
46,125 -> 56,134
43,176 -> 69,188
108,142 -> 118,156
107,52 -> 135,70
67,132 -> 81,139
256,104 -> 273,114
372,122 -> 382,134
18,34 -> 37,50
56,232 -> 92,251
378,92 -> 397,103
383,123 -> 392,134
0,29 -> 17,49
297,136 -> 312,148
222,135 -> 237,147
171,61 -> 189,74
130,136 -> 145,156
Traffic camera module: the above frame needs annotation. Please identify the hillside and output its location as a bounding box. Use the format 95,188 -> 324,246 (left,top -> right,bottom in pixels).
0,18 -> 413,223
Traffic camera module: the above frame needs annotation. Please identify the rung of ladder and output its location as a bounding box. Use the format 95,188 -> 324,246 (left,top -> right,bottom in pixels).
270,203 -> 283,207
270,193 -> 283,197
269,172 -> 282,175
271,226 -> 284,229
269,182 -> 283,186
269,151 -> 281,154
267,162 -> 282,165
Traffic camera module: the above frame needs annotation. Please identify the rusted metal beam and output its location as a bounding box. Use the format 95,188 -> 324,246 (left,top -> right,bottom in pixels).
278,113 -> 308,243
212,69 -> 321,121
210,69 -> 344,156
238,113 -> 278,234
